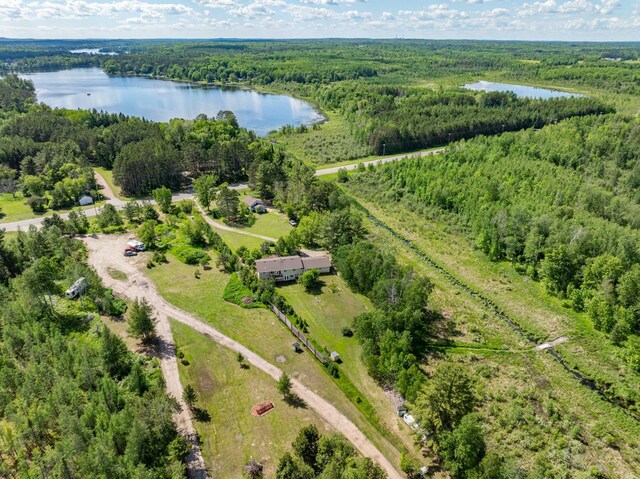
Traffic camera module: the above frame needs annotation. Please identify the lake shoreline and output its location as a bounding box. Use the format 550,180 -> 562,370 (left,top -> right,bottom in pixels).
103,70 -> 328,126
21,67 -> 325,136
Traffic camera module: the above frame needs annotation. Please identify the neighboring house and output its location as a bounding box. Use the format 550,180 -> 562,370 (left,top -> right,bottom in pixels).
255,254 -> 332,282
78,194 -> 94,206
65,277 -> 88,299
243,196 -> 266,213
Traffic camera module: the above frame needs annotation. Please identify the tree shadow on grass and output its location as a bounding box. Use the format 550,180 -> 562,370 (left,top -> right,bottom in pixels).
193,407 -> 211,423
306,280 -> 327,296
284,394 -> 306,409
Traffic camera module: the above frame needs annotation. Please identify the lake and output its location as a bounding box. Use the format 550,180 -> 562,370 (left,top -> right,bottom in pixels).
69,49 -> 118,55
23,68 -> 324,136
463,81 -> 583,99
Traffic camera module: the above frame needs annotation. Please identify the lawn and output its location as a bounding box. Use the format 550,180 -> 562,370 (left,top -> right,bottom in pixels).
211,228 -> 265,251
0,193 -> 34,223
271,112 -> 371,167
94,167 -> 132,201
207,206 -> 292,251
278,274 -> 426,456
231,201 -> 292,239
144,255 -> 404,469
0,192 -> 103,224
171,320 -> 328,478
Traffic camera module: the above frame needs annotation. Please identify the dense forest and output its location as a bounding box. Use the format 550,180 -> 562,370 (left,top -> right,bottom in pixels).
348,115 -> 640,376
314,83 -> 610,154
0,226 -> 188,477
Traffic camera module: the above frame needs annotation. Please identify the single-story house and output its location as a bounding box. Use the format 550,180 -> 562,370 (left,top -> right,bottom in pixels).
78,194 -> 94,206
243,196 -> 266,214
255,254 -> 332,282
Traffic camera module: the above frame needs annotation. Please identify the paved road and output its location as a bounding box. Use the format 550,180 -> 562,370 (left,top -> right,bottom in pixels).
314,148 -> 445,176
85,234 -> 403,479
1,148 -> 444,232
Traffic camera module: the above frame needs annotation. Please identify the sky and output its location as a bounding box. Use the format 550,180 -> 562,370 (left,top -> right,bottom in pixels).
0,0 -> 639,41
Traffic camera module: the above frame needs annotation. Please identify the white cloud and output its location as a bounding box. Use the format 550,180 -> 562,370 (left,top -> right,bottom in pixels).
399,5 -> 469,21
518,0 -> 620,17
192,0 -> 236,7
301,0 -> 365,4
482,7 -> 509,17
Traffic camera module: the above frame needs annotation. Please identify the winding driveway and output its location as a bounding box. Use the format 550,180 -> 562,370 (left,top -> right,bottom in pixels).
85,234 -> 403,479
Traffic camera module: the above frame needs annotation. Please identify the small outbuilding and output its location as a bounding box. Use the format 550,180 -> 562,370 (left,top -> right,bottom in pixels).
330,351 -> 340,362
243,196 -> 266,214
292,342 -> 302,353
78,194 -> 94,206
396,405 -> 407,417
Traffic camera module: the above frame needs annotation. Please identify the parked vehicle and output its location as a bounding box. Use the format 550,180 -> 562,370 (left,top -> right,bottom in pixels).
127,240 -> 146,251
288,219 -> 298,227
124,250 -> 138,257
124,247 -> 137,252
65,277 -> 87,300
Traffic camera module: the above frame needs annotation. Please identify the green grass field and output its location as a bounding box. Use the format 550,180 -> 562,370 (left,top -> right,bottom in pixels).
212,228 -> 265,251
171,320 -> 328,478
144,255 -> 404,469
94,167 -> 132,201
208,206 -> 292,251
272,112 -> 371,166
0,193 -> 35,223
0,192 -> 103,224
230,203 -> 292,240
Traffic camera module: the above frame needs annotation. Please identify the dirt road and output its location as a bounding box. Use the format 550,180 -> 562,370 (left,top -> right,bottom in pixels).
85,235 -> 207,479
84,234 -> 403,479
195,202 -> 278,242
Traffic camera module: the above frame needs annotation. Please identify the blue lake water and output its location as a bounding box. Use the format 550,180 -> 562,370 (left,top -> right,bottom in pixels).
69,49 -> 117,55
23,68 -> 324,136
463,81 -> 583,99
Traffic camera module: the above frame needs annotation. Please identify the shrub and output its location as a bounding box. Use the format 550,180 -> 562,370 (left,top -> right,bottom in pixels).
153,251 -> 168,264
223,273 -> 265,309
170,245 -> 209,265
341,326 -> 353,337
